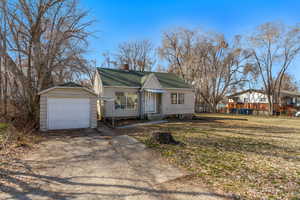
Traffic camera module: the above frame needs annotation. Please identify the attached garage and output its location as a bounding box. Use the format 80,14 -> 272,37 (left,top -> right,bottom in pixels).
39,83 -> 97,131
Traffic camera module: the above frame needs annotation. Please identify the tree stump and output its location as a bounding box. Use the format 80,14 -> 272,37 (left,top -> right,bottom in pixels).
152,132 -> 181,145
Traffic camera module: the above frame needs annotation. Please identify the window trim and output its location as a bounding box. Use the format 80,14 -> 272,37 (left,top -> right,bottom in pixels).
115,92 -> 138,111
259,98 -> 266,102
171,93 -> 178,104
171,92 -> 184,104
178,93 -> 184,104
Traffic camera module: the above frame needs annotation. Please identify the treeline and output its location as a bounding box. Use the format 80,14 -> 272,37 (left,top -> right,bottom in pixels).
105,24 -> 300,114
1,0 -> 300,127
0,0 -> 94,126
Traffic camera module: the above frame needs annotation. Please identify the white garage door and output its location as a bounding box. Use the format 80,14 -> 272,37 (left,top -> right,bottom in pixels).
48,98 -> 90,130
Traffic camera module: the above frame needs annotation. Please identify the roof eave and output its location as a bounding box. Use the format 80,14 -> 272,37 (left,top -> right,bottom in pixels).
38,86 -> 97,96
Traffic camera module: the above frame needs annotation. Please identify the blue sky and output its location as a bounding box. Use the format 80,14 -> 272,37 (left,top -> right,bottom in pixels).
80,0 -> 300,77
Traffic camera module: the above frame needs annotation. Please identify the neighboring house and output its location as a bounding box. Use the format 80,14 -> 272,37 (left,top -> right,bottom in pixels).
280,90 -> 300,107
228,89 -> 269,111
93,68 -> 195,120
227,89 -> 300,114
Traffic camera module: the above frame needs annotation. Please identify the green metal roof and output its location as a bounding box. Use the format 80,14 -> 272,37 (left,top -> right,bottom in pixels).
58,82 -> 83,87
97,68 -> 191,89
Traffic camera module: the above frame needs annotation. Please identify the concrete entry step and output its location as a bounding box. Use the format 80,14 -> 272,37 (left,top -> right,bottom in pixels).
111,135 -> 188,184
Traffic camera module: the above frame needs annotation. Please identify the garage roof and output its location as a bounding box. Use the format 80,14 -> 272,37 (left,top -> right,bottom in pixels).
57,82 -> 84,87
38,82 -> 97,96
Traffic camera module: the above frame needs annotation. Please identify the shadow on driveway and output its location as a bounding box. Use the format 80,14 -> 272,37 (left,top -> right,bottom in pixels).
0,129 -> 233,200
1,168 -> 233,200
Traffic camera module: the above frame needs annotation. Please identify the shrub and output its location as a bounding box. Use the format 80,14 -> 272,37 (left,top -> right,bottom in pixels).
0,123 -> 41,153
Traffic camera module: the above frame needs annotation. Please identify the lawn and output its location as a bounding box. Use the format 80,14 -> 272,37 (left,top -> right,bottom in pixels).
0,122 -> 8,135
0,123 -> 7,130
130,113 -> 300,200
0,122 -> 8,145
0,122 -> 8,143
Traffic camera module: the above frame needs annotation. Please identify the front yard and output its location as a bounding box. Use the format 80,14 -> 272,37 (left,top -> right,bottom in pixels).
0,122 -> 42,154
129,114 -> 300,200
0,123 -> 7,129
0,123 -> 8,143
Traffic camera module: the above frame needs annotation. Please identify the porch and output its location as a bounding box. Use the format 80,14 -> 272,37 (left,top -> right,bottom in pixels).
142,89 -> 164,120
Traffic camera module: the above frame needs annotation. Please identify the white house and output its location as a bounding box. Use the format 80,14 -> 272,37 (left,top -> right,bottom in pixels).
93,68 -> 195,120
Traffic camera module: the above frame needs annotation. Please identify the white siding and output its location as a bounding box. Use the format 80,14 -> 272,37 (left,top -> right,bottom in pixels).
230,92 -> 269,103
142,74 -> 162,89
93,72 -> 103,119
94,71 -> 195,118
40,96 -> 47,131
102,87 -> 140,118
101,87 -> 195,117
162,89 -> 195,115
93,71 -> 103,96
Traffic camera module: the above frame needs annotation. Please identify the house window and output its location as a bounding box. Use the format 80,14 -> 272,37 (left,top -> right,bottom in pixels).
115,92 -> 138,110
244,98 -> 249,103
171,93 -> 177,104
260,98 -> 266,102
171,93 -> 185,104
115,92 -> 126,109
178,93 -> 184,104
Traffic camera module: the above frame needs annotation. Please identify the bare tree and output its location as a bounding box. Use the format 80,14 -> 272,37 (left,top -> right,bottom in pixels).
195,34 -> 251,112
156,64 -> 167,72
159,28 -> 196,80
0,0 -> 93,123
277,73 -> 298,92
248,22 -> 300,114
0,0 -> 8,117
100,51 -> 117,68
115,39 -> 155,71
159,28 -> 251,112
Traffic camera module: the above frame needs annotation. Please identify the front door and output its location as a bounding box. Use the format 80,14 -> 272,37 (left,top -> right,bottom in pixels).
145,92 -> 156,113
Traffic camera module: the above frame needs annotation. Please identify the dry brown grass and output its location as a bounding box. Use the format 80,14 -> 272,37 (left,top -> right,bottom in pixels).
0,123 -> 43,156
131,113 -> 300,200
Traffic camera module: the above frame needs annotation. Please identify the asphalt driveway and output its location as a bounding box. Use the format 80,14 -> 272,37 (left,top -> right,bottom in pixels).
0,129 -> 230,200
